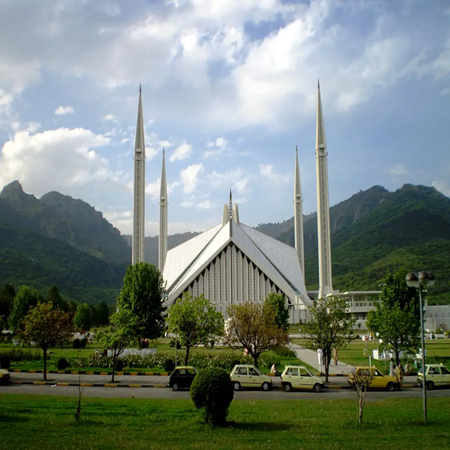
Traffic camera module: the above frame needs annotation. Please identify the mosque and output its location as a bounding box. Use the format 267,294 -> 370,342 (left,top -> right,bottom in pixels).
131,83 -> 376,324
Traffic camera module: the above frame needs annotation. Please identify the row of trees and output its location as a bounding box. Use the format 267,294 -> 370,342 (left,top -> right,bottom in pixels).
0,284 -> 111,333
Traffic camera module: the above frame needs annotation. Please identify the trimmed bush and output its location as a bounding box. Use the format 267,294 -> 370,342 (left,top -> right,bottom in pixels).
273,345 -> 296,358
169,339 -> 181,349
190,367 -> 234,426
80,338 -> 88,348
1,355 -> 11,369
114,359 -> 124,372
164,359 -> 175,372
57,358 -> 68,370
73,339 -> 80,349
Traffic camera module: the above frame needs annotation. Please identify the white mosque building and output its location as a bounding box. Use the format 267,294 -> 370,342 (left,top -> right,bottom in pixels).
132,83 -> 381,324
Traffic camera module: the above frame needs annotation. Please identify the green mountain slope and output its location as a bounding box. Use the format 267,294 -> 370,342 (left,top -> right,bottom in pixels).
0,227 -> 127,304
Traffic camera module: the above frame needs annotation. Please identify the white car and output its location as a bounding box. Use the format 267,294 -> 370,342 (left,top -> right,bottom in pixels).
230,364 -> 273,391
281,365 -> 324,392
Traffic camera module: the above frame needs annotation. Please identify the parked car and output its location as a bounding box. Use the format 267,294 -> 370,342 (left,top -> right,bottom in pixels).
230,364 -> 272,391
418,364 -> 450,390
281,365 -> 324,392
0,369 -> 10,385
347,367 -> 400,391
169,366 -> 198,391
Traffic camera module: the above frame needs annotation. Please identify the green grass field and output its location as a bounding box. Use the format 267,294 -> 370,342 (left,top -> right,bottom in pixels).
1,394 -> 449,449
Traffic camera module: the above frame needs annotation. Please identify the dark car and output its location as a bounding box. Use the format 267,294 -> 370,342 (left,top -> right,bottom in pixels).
169,366 -> 198,391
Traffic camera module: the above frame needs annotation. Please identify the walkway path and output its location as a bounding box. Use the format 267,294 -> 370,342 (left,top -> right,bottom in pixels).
290,343 -> 355,375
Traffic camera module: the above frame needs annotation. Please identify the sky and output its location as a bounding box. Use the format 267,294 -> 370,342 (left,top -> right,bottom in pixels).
0,0 -> 449,237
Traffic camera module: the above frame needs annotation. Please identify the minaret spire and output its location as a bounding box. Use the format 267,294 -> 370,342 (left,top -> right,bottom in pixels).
315,81 -> 333,298
132,85 -> 146,264
159,148 -> 168,272
294,146 -> 305,281
229,189 -> 233,219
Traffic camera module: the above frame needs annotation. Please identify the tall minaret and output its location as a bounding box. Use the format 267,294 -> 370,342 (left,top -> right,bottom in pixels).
159,149 -> 168,271
132,85 -> 146,265
315,81 -> 333,298
294,146 -> 305,281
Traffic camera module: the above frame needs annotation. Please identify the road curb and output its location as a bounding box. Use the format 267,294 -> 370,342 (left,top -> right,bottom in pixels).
12,380 -> 170,388
9,369 -> 170,376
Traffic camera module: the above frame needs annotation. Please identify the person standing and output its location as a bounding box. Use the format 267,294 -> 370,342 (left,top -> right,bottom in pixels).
333,348 -> 339,366
405,361 -> 411,376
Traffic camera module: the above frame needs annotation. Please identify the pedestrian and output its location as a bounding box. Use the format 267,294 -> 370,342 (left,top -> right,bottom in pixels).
270,363 -> 277,375
94,349 -> 99,358
405,361 -> 411,376
395,363 -> 403,385
333,348 -> 339,366
389,358 -> 394,377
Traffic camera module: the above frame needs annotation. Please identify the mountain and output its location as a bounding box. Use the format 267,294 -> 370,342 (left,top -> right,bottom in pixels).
277,184 -> 450,304
0,181 -> 130,263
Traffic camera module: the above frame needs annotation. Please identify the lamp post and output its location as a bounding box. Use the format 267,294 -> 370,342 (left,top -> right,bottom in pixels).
405,271 -> 436,425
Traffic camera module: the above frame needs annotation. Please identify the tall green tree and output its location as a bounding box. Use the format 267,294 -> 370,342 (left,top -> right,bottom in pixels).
166,293 -> 224,365
225,301 -> 287,367
0,284 -> 15,322
95,301 -> 110,326
9,286 -> 41,333
366,270 -> 421,364
100,307 -> 135,382
264,293 -> 289,332
45,286 -> 68,312
74,303 -> 93,331
302,296 -> 355,382
116,263 -> 166,346
22,302 -> 74,380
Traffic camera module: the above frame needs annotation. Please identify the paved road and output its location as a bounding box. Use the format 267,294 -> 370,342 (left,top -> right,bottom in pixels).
2,382 -> 450,401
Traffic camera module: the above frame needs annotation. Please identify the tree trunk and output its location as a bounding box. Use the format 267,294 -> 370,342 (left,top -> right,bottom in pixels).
253,353 -> 259,368
43,347 -> 47,381
324,348 -> 330,383
111,353 -> 116,383
184,346 -> 190,366
395,350 -> 400,365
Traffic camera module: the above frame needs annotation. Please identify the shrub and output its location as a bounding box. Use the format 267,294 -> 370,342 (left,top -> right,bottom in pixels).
445,330 -> 450,339
190,367 -> 234,426
164,359 -> 175,372
80,337 -> 88,348
0,349 -> 40,362
114,359 -> 124,372
169,339 -> 181,349
73,338 -> 80,349
57,357 -> 68,370
1,355 -> 11,369
273,345 -> 296,358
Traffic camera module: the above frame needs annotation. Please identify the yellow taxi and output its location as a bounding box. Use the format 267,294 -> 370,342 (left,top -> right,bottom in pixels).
348,367 -> 400,391
418,364 -> 450,390
281,365 -> 324,392
230,364 -> 272,391
0,369 -> 10,385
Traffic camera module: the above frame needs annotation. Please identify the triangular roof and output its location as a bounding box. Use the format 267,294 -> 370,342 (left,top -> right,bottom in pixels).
163,220 -> 311,306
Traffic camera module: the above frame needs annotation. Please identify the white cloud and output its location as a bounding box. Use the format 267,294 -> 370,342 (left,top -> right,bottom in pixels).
180,198 -> 214,209
54,105 -> 74,115
159,140 -> 174,148
170,142 -> 193,162
102,114 -> 119,122
145,178 -> 179,200
203,137 -> 228,159
0,127 -> 121,197
208,167 -> 251,194
387,164 -> 409,176
440,87 -> 450,96
259,164 -> 289,184
180,163 -> 204,193
432,180 -> 450,197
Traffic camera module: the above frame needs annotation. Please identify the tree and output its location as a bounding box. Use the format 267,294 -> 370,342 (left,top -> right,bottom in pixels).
46,286 -> 68,312
166,293 -> 224,365
95,301 -> 110,326
0,284 -> 15,323
9,286 -> 41,333
116,263 -> 166,345
264,293 -> 289,332
302,296 -> 355,383
225,301 -> 287,367
100,308 -> 135,382
352,369 -> 375,424
74,303 -> 92,331
22,302 -> 74,380
367,270 -> 420,364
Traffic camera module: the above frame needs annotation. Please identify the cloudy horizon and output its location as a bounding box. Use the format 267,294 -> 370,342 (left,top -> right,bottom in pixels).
1,0 -> 449,236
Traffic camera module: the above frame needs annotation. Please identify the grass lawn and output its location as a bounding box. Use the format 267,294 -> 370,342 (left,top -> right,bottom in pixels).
291,338 -> 450,373
1,394 -> 450,449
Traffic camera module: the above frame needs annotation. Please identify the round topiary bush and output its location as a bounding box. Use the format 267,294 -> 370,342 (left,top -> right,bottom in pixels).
57,357 -> 68,370
190,367 -> 234,426
114,359 -> 124,372
73,338 -> 80,349
164,358 -> 175,372
80,338 -> 87,348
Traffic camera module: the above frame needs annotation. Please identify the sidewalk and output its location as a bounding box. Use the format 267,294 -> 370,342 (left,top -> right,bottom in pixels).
290,344 -> 355,375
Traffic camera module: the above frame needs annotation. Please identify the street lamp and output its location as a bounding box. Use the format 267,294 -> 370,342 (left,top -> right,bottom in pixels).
405,271 -> 436,425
